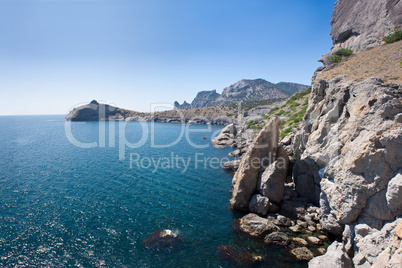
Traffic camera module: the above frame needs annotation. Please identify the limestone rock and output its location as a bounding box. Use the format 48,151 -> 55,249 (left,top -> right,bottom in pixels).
248,194 -> 270,216
289,225 -> 302,233
230,117 -> 281,210
211,124 -> 237,147
295,77 -> 402,234
386,172 -> 402,216
290,247 -> 314,261
306,236 -> 322,245
276,144 -> 290,171
353,219 -> 401,267
258,160 -> 286,204
264,232 -> 290,246
229,149 -> 241,157
308,241 -> 353,268
238,213 -> 280,237
274,215 -> 292,227
329,0 -> 402,53
281,133 -> 294,146
223,160 -> 241,172
292,237 -> 308,247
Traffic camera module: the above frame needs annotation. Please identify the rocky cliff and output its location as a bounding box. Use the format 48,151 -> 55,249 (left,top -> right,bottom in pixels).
297,0 -> 402,266
220,0 -> 402,266
174,79 -> 309,109
330,0 -> 402,53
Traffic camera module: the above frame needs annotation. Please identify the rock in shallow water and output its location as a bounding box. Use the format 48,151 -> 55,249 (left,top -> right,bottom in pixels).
290,247 -> 314,261
143,229 -> 181,249
237,213 -> 280,237
264,232 -> 290,246
306,236 -> 322,245
291,237 -> 309,247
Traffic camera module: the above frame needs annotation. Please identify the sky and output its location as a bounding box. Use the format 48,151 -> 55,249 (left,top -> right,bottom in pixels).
0,0 -> 337,115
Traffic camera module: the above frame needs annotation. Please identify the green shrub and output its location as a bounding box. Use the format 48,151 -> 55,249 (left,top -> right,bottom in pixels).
336,48 -> 353,56
280,127 -> 293,139
268,107 -> 279,115
384,27 -> 402,44
262,114 -> 270,120
275,110 -> 286,116
331,55 -> 341,63
384,30 -> 402,44
289,102 -> 300,109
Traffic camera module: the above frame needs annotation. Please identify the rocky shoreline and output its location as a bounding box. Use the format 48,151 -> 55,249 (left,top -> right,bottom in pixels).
213,0 -> 402,266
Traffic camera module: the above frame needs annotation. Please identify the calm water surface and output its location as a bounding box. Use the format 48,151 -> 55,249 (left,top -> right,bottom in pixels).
0,115 -> 305,267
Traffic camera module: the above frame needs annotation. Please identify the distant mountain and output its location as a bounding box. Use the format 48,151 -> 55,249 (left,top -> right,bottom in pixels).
174,79 -> 309,109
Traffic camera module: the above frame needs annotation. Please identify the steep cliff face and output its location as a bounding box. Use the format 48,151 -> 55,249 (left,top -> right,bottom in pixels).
174,79 -> 309,109
330,0 -> 402,53
295,1 -> 402,236
289,0 -> 402,266
294,76 -> 401,234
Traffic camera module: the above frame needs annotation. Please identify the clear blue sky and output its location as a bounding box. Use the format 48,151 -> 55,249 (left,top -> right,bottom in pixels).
0,0 -> 336,115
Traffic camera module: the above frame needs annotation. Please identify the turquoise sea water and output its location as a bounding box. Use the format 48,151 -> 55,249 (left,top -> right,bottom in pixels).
0,115 -> 306,267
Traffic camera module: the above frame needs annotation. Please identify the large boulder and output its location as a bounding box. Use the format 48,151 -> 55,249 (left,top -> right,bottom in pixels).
248,194 -> 270,216
258,160 -> 286,204
237,213 -> 280,237
386,172 -> 402,216
230,117 -> 281,210
290,247 -> 314,261
264,232 -> 290,246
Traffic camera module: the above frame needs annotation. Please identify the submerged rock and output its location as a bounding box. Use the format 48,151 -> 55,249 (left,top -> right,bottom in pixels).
217,245 -> 236,260
217,246 -> 263,266
143,229 -> 181,249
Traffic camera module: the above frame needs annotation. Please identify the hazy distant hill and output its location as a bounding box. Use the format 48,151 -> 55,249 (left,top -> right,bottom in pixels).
174,79 -> 309,109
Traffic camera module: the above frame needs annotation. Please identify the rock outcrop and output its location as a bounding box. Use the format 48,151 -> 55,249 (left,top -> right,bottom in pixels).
211,124 -> 238,147
308,241 -> 353,268
294,77 -> 401,234
174,79 -> 309,109
330,0 -> 402,53
230,117 -> 281,210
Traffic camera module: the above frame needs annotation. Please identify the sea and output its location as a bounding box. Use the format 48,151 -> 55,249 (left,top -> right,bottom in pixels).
0,115 -> 307,267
